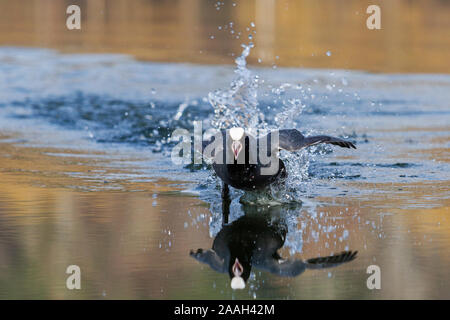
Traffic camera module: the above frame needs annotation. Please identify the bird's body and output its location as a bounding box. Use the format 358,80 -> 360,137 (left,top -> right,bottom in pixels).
190,209 -> 358,287
206,128 -> 356,193
192,128 -> 358,289
212,153 -> 287,191
208,213 -> 287,277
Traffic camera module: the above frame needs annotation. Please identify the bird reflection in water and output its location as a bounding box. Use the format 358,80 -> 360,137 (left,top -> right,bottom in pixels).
190,203 -> 357,290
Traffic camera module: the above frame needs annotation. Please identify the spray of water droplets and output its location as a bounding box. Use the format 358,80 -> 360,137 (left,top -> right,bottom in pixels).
209,43 -> 264,132
207,42 -> 319,204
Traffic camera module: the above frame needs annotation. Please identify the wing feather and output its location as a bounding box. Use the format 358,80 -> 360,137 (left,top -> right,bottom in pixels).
275,129 -> 356,151
305,250 -> 358,269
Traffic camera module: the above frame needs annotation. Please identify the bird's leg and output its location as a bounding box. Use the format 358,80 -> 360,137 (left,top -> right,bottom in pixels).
222,183 -> 229,198
221,183 -> 230,225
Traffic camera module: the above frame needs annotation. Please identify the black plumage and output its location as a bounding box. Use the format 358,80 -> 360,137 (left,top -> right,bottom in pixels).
205,128 -> 356,193
190,205 -> 358,289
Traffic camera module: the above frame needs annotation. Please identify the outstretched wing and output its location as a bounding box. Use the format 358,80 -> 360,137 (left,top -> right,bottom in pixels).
277,129 -> 356,151
259,251 -> 357,276
264,259 -> 307,277
305,251 -> 358,269
190,249 -> 227,273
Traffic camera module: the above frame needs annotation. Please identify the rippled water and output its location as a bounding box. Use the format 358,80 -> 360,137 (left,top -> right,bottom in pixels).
0,47 -> 449,299
2,47 -> 448,185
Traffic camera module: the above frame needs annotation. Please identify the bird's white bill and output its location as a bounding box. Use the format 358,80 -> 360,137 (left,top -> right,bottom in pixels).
233,258 -> 243,276
231,276 -> 246,290
229,127 -> 244,141
231,141 -> 242,160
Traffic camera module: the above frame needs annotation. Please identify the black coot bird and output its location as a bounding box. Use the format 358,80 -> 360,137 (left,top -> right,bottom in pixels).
190,206 -> 358,290
206,128 -> 356,196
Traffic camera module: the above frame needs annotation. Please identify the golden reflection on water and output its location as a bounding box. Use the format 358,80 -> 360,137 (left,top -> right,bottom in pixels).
0,139 -> 449,299
0,0 -> 449,73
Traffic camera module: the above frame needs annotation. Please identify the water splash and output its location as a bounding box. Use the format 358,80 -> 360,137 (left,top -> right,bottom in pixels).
207,42 -> 316,203
209,43 -> 264,132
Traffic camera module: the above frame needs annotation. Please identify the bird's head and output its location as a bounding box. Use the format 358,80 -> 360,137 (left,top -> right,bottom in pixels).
229,127 -> 244,160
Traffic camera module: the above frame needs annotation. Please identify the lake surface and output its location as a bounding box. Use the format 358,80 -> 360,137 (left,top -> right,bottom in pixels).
1,0 -> 450,73
0,45 -> 449,299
